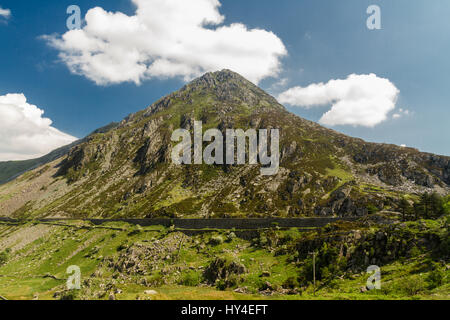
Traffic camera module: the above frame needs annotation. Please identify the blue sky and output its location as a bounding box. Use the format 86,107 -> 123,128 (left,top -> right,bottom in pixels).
0,0 -> 449,160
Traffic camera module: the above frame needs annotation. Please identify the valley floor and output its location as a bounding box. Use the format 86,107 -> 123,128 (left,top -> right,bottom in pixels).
0,218 -> 448,300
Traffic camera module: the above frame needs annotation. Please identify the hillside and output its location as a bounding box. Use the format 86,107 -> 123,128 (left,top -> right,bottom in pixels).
0,216 -> 448,300
0,70 -> 448,219
0,122 -> 120,186
0,141 -> 78,185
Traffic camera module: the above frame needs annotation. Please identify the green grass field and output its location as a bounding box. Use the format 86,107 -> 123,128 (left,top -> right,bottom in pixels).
0,219 -> 448,300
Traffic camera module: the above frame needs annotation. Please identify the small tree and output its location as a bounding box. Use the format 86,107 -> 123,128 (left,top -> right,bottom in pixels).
420,193 -> 431,218
444,196 -> 450,215
415,193 -> 445,220
399,198 -> 412,221
429,193 -> 444,218
413,202 -> 422,221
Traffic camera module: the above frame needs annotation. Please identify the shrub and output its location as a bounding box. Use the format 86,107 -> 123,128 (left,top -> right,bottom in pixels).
443,196 -> 450,215
397,275 -> 427,296
215,279 -> 227,291
282,276 -> 299,289
148,271 -> 164,286
179,270 -> 202,286
367,204 -> 378,215
258,235 -> 268,247
426,269 -> 444,289
215,275 -> 242,290
0,249 -> 11,266
414,193 -> 445,219
209,235 -> 224,246
439,230 -> 450,257
298,243 -> 347,286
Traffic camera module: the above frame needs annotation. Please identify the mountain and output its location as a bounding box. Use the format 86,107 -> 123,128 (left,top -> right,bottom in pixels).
0,122 -> 119,185
0,70 -> 448,219
0,142 -> 77,185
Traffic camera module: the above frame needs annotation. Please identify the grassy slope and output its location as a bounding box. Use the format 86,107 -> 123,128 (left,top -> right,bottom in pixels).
0,218 -> 448,300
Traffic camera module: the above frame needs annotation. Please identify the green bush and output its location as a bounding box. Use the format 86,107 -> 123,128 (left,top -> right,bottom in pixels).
282,276 -> 299,289
439,230 -> 450,257
179,270 -> 202,287
148,271 -> 164,286
0,249 -> 11,266
397,275 -> 427,296
443,196 -> 450,215
426,269 -> 444,289
367,204 -> 378,215
414,193 -> 446,219
214,275 -> 242,290
298,243 -> 347,286
215,279 -> 227,291
209,235 -> 224,246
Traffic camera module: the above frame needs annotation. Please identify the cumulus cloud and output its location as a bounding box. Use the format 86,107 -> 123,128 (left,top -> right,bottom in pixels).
278,74 -> 400,127
0,6 -> 11,19
392,108 -> 410,119
44,0 -> 287,85
0,93 -> 77,161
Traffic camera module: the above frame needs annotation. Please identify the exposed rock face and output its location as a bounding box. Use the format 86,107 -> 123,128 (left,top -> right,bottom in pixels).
314,184 -> 370,217
1,70 -> 448,219
203,257 -> 247,287
354,144 -> 449,188
108,233 -> 188,279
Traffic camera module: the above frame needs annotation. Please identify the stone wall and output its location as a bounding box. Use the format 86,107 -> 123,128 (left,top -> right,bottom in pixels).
0,217 -> 358,230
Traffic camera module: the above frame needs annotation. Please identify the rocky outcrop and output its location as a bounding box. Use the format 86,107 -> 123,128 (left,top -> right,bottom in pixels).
288,221 -> 448,273
354,144 -> 449,188
203,257 -> 246,288
312,183 -> 392,217
56,144 -> 94,177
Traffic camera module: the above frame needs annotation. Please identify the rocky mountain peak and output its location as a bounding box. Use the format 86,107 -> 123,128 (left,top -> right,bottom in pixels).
175,69 -> 285,112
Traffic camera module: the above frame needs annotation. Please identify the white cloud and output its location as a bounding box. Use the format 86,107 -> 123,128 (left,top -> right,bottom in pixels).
392,108 -> 410,119
269,77 -> 289,92
0,6 -> 11,19
278,74 -> 400,127
0,93 -> 77,161
44,0 -> 287,85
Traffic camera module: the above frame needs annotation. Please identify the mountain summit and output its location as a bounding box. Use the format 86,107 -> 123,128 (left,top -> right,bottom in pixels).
0,70 -> 449,218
